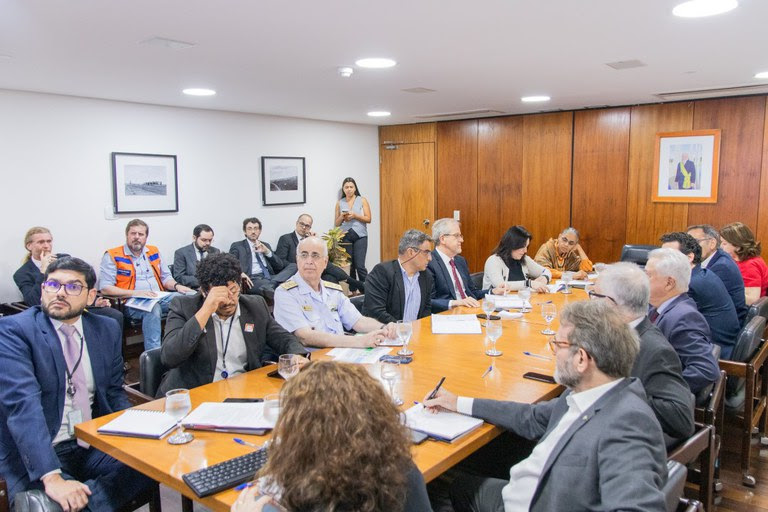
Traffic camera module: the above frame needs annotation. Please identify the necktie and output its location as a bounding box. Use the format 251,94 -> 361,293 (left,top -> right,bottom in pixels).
649,308 -> 659,323
59,324 -> 92,422
255,249 -> 271,278
449,259 -> 467,299
199,249 -> 206,261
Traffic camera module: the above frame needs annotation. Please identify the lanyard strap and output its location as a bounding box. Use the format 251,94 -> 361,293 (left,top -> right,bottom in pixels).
65,331 -> 85,397
218,315 -> 236,370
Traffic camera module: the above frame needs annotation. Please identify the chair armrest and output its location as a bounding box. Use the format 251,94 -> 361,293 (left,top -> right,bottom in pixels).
123,383 -> 153,405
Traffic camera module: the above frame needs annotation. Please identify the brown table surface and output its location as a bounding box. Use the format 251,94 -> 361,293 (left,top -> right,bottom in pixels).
76,290 -> 585,511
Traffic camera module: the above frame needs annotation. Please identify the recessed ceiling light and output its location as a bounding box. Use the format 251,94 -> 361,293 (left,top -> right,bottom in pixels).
672,0 -> 738,18
521,96 -> 551,103
183,88 -> 216,96
355,58 -> 397,69
367,111 -> 391,117
755,71 -> 768,79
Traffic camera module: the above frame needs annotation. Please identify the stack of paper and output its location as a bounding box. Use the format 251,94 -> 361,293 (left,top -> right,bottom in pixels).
98,409 -> 177,439
404,405 -> 484,442
124,291 -> 172,312
555,279 -> 591,289
492,297 -> 532,310
431,314 -> 482,334
326,347 -> 393,364
182,402 -> 276,433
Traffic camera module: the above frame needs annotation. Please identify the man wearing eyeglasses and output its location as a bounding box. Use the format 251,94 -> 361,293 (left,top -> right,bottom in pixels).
0,257 -> 152,511
363,229 -> 434,324
424,300 -> 667,512
274,237 -> 396,347
157,253 -> 307,396
533,227 -> 593,280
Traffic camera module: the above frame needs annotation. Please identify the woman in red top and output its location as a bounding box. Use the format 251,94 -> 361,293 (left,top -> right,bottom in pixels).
720,222 -> 768,305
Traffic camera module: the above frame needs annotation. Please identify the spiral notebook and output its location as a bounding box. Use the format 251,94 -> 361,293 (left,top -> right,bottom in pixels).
97,409 -> 178,439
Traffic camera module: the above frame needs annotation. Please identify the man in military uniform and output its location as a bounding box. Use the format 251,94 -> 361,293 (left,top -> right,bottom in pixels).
274,237 -> 396,347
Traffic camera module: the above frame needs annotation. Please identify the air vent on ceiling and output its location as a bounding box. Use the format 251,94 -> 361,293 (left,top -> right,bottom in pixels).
605,59 -> 646,70
656,83 -> 768,101
402,87 -> 437,94
139,37 -> 196,50
413,108 -> 505,120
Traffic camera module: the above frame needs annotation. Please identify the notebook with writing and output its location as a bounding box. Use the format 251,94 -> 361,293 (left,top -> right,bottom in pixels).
97,409 -> 177,439
403,405 -> 483,442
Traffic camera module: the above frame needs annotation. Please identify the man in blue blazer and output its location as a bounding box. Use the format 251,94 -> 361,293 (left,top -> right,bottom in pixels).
172,223 -> 221,289
0,257 -> 151,510
688,224 -> 748,325
229,217 -> 293,295
427,218 -> 492,313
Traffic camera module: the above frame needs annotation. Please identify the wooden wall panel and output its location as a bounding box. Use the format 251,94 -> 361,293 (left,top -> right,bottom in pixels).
436,120 -> 479,268
626,103 -> 693,245
520,112 -> 574,255
476,116 -> 524,272
379,123 -> 436,144
689,96 -> 765,231
572,108 -> 631,263
757,98 -> 768,249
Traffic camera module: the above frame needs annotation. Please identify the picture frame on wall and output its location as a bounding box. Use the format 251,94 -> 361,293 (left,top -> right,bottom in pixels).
261,156 -> 306,206
652,129 -> 721,203
111,152 -> 179,213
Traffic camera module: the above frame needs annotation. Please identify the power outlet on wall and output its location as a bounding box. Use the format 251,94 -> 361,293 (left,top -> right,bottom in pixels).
453,210 -> 460,221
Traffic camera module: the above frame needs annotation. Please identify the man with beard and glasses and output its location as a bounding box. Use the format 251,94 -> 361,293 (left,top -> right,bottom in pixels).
0,257 -> 152,511
423,301 -> 667,512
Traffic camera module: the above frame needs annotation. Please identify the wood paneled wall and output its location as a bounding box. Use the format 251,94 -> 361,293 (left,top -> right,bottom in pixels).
380,96 -> 768,271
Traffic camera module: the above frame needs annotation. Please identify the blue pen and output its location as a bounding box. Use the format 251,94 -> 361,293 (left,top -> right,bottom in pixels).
234,481 -> 254,491
234,437 -> 259,448
481,365 -> 493,378
523,351 -> 551,361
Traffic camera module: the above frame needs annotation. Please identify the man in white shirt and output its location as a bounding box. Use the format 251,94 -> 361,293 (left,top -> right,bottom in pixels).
424,300 -> 667,512
229,217 -> 290,296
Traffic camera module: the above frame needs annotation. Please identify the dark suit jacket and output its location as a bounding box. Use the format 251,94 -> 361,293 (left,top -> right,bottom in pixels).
633,317 -> 695,446
13,253 -> 69,306
172,243 -> 221,288
653,293 -> 720,394
0,307 -> 128,498
427,250 -> 486,313
229,239 -> 285,278
363,259 -> 432,324
157,294 -> 307,396
708,248 -> 748,326
473,378 -> 667,512
688,266 -> 740,359
275,232 -> 300,264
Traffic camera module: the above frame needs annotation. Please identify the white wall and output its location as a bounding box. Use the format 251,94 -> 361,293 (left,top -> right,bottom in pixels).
0,89 -> 380,302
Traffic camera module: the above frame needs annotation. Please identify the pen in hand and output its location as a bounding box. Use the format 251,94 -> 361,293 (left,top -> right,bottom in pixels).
425,377 -> 446,402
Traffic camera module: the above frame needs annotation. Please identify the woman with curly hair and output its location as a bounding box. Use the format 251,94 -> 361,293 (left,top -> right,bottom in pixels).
231,361 -> 431,512
720,222 -> 768,304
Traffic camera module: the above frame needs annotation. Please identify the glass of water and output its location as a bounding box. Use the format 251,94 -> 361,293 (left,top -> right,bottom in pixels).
541,303 -> 557,335
482,295 -> 495,327
165,388 -> 194,445
593,262 -> 606,276
263,393 -> 281,425
278,354 -> 300,380
396,320 -> 413,356
380,360 -> 403,405
485,319 -> 503,356
561,271 -> 574,294
518,287 -> 532,313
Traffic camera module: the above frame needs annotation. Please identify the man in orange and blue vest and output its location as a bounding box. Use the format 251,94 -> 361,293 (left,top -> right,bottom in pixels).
99,219 -> 193,350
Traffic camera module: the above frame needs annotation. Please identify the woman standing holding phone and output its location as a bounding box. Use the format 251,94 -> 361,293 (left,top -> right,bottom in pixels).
334,177 -> 371,294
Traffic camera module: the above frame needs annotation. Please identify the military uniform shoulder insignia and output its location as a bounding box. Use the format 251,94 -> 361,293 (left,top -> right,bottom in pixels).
323,280 -> 343,291
280,280 -> 298,290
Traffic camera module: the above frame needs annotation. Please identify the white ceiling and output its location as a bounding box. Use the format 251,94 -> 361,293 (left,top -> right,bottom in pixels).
1,0 -> 767,125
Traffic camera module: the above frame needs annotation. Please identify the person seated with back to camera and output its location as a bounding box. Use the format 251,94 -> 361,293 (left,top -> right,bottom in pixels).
483,225 -> 551,294
533,227 -> 594,280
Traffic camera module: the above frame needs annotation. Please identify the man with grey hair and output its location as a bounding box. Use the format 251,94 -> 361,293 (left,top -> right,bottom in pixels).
688,223 -> 747,325
534,227 -> 594,280
646,248 -> 719,398
593,262 -> 694,446
274,237 -> 396,347
363,229 -> 433,323
425,300 -> 667,511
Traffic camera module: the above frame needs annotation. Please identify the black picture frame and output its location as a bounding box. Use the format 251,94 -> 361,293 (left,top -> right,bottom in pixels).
261,156 -> 306,206
111,152 -> 179,213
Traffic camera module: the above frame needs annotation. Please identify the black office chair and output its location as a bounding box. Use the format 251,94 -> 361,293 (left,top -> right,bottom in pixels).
668,424 -> 716,512
350,294 -> 365,313
745,296 -> 768,324
663,460 -> 688,512
470,272 -> 484,290
619,244 -> 658,267
140,348 -> 167,399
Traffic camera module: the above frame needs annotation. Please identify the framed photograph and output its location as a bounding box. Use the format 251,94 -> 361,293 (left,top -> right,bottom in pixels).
652,130 -> 721,203
261,156 -> 306,206
111,152 -> 179,213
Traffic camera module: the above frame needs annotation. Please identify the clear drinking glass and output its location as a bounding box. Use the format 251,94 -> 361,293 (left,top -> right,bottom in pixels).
482,295 -> 495,327
541,303 -> 557,335
561,271 -> 574,294
380,360 -> 403,405
593,262 -> 607,276
518,287 -> 532,313
396,320 -> 413,356
263,393 -> 281,425
165,388 -> 194,445
278,354 -> 300,380
485,319 -> 503,356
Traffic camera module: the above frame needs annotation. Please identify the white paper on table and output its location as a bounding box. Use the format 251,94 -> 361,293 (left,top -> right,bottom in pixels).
182,402 -> 276,431
326,347 -> 393,364
431,314 -> 482,334
124,291 -> 172,312
403,405 -> 484,442
492,297 -> 531,310
555,279 -> 591,289
546,284 -> 565,294
377,338 -> 404,347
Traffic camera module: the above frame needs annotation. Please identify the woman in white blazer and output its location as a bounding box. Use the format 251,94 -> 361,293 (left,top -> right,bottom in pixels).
483,225 -> 551,293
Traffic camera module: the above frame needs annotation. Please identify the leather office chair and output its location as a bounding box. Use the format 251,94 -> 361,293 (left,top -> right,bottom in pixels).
693,368 -> 726,498
350,294 -> 365,313
663,460 -> 688,512
719,315 -> 768,487
619,244 -> 658,267
123,348 -> 167,404
745,296 -> 768,324
0,303 -> 26,317
668,424 -> 716,512
470,272 -> 483,291
0,476 -> 8,512
13,487 -> 161,512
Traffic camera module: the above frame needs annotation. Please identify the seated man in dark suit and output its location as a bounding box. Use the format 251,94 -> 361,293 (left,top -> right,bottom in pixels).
0,257 -> 152,510
427,218 -> 494,313
172,223 -> 221,289
275,213 -> 363,290
688,223 -> 748,325
158,253 -> 308,396
594,262 -> 695,447
229,217 -> 293,295
646,248 -> 720,399
661,231 -> 741,359
424,301 -> 667,511
363,229 -> 433,324
13,226 -> 124,328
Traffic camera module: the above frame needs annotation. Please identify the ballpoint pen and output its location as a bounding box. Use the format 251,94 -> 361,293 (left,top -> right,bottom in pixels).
481,365 -> 493,378
426,377 -> 446,401
234,481 -> 255,491
234,438 -> 259,448
523,351 -> 551,361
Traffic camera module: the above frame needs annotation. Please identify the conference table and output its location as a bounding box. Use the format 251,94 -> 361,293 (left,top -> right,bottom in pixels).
76,289 -> 587,511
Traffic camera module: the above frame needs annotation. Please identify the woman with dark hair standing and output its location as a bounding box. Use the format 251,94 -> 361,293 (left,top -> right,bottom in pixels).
231,361 -> 431,512
334,177 -> 371,294
482,225 -> 551,293
720,221 -> 768,304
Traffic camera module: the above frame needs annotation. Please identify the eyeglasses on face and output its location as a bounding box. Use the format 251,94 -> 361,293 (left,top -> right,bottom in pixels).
548,336 -> 573,354
587,290 -> 617,305
410,248 -> 432,256
559,236 -> 578,246
444,233 -> 464,240
42,280 -> 86,296
297,222 -> 312,229
298,251 -> 324,261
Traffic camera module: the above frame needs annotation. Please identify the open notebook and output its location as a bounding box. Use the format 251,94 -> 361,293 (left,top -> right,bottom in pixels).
403,405 -> 483,442
181,402 -> 276,434
97,409 -> 177,439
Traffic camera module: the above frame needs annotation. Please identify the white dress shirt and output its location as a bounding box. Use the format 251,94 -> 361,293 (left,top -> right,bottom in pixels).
437,248 -> 465,306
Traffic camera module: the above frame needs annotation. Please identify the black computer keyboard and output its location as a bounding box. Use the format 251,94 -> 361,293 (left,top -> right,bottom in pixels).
182,446 -> 268,498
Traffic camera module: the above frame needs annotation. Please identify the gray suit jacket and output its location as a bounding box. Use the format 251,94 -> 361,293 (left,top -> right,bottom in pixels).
172,243 -> 221,288
473,378 -> 667,512
157,294 -> 307,397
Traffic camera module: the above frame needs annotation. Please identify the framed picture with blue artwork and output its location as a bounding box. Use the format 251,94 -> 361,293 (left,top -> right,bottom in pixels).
652,130 -> 720,203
